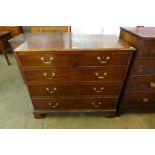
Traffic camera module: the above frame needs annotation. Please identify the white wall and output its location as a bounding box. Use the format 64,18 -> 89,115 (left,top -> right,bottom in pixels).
71,26 -> 120,35
69,0 -> 155,35
0,0 -> 155,36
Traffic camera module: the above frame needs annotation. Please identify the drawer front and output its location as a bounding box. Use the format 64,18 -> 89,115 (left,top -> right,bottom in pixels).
78,52 -> 131,67
18,52 -> 131,68
140,44 -> 155,57
18,54 -> 74,68
127,76 -> 155,92
31,26 -> 69,33
133,58 -> 155,75
122,92 -> 155,106
24,68 -> 127,83
76,68 -> 126,82
32,97 -> 117,110
28,82 -> 122,97
24,69 -> 75,83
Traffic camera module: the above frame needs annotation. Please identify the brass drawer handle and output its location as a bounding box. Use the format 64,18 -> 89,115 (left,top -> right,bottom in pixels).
48,102 -> 58,108
142,97 -> 149,103
97,56 -> 110,64
43,73 -> 55,80
95,72 -> 107,79
46,87 -> 57,94
150,82 -> 155,88
41,56 -> 53,64
91,102 -> 102,108
93,87 -> 104,93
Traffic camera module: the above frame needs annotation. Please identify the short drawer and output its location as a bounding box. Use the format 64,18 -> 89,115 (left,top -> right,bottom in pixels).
127,76 -> 155,92
32,97 -> 118,110
17,54 -> 74,68
31,26 -> 69,33
122,92 -> 155,105
24,68 -> 127,83
133,58 -> 155,75
140,44 -> 155,57
28,82 -> 122,97
78,52 -> 131,67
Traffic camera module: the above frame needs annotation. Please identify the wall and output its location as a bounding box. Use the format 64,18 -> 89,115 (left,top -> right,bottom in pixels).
0,0 -> 155,36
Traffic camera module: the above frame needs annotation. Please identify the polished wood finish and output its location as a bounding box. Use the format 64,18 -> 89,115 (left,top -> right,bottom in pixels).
12,33 -> 134,118
78,52 -> 131,67
31,26 -> 71,33
23,68 -> 127,83
119,27 -> 155,113
127,76 -> 155,92
18,53 -> 74,68
0,26 -> 22,37
133,58 -> 155,75
0,31 -> 11,65
0,26 -> 22,54
33,111 -> 47,119
17,51 -> 131,68
28,82 -> 122,97
14,34 -> 134,51
122,92 -> 155,105
140,44 -> 155,57
32,97 -> 118,110
120,27 -> 155,41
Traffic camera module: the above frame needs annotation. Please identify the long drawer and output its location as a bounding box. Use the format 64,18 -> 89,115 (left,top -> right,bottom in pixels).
28,82 -> 122,97
133,58 -> 155,75
122,92 -> 155,106
127,76 -> 155,92
32,97 -> 118,110
139,43 -> 155,57
23,68 -> 127,83
17,52 -> 131,68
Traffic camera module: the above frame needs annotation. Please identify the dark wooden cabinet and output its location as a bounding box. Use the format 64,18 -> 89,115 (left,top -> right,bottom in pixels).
0,26 -> 22,38
10,33 -> 134,118
119,27 -> 155,113
31,26 -> 71,33
0,31 -> 11,65
0,26 -> 22,54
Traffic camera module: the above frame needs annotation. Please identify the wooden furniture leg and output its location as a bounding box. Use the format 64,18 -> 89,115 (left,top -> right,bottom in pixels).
106,111 -> 116,118
0,41 -> 10,65
33,112 -> 47,119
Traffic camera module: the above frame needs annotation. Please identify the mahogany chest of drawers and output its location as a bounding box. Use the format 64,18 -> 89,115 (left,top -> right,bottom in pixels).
10,33 -> 135,118
119,27 -> 155,113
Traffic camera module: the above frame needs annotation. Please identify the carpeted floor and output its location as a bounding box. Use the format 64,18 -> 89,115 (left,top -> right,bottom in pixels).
0,54 -> 155,129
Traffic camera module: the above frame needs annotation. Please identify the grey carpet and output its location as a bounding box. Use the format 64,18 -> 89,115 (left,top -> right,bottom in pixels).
0,54 -> 155,128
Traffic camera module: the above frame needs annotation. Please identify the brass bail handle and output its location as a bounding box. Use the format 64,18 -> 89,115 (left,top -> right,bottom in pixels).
48,102 -> 59,108
43,72 -> 55,80
97,56 -> 110,64
41,56 -> 53,64
95,72 -> 107,79
142,97 -> 149,103
91,102 -> 102,108
93,87 -> 104,93
150,82 -> 155,88
46,87 -> 57,94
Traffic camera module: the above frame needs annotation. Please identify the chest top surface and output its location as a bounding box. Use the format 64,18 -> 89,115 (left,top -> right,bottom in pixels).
9,33 -> 135,52
120,27 -> 155,41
